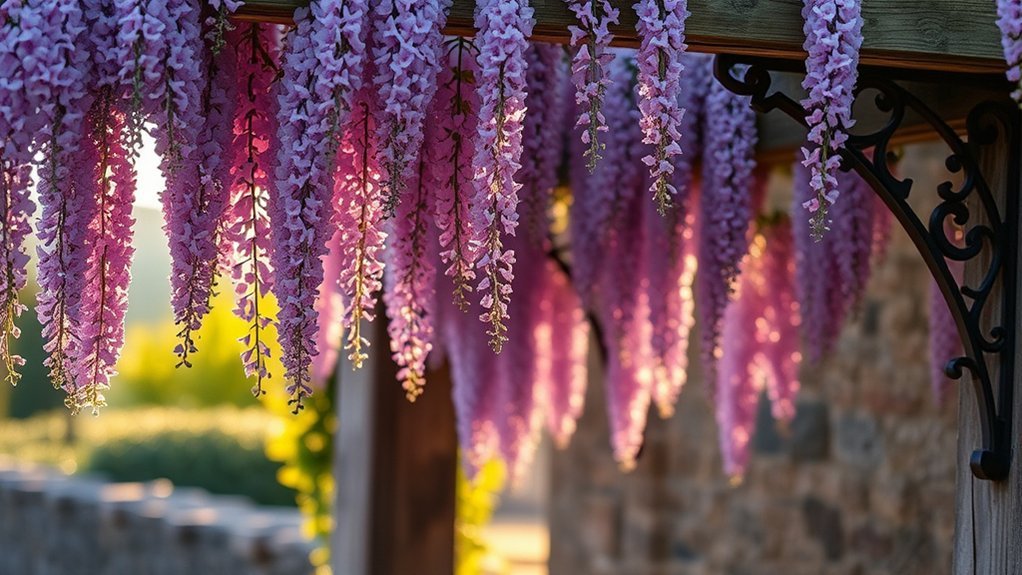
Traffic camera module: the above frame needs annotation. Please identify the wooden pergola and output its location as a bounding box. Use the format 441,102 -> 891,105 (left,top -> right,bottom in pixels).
237,2 -> 1020,573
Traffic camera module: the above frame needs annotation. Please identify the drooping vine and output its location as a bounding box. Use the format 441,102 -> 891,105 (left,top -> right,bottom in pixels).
224,22 -> 279,395
800,0 -> 863,240
633,0 -> 690,213
272,0 -> 369,410
564,0 -> 619,171
471,0 -> 534,352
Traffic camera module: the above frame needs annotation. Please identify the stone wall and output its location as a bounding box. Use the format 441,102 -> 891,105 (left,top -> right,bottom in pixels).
0,459 -> 315,575
549,143 -> 959,575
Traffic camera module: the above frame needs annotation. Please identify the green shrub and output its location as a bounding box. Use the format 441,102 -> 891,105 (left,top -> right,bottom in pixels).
0,407 -> 296,506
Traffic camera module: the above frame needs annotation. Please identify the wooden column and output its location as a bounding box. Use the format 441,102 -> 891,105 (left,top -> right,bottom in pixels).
333,318 -> 458,575
952,108 -> 1022,574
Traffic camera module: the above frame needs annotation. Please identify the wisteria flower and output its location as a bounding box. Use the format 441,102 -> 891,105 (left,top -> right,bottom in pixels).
471,0 -> 534,352
224,22 -> 280,395
997,0 -> 1022,105
518,42 -> 567,245
800,0 -> 863,240
371,0 -> 448,215
383,154 -> 439,400
272,0 -> 369,410
696,74 -> 759,375
564,0 -> 618,171
428,37 -> 482,309
633,0 -> 690,213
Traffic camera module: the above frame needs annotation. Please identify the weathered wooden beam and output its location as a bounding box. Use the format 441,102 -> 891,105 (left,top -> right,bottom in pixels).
237,0 -> 1005,75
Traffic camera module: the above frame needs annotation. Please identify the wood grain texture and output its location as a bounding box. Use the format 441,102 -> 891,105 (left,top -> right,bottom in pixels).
332,316 -> 457,575
236,0 -> 1005,74
951,105 -> 1020,575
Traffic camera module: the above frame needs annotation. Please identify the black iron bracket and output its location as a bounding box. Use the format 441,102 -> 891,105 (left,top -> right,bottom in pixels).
712,54 -> 1021,481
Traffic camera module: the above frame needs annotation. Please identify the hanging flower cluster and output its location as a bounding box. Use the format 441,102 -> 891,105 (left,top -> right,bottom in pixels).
428,37 -> 481,310
273,0 -> 369,410
568,54 -> 638,307
471,0 -> 534,352
800,0 -> 863,240
34,0 -> 92,396
997,0 -> 1022,105
633,0 -> 690,213
793,162 -> 887,362
372,0 -> 448,215
564,0 -> 618,172
1,0 -> 918,481
223,22 -> 279,395
646,52 -> 709,417
519,42 -> 567,244
696,72 -> 759,376
716,217 -> 801,478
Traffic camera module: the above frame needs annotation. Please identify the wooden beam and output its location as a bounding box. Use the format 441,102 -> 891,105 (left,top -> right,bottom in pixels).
333,317 -> 458,575
236,0 -> 1005,75
951,105 -> 1021,575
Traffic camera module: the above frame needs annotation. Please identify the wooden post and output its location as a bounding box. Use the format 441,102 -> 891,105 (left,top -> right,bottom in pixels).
952,106 -> 1022,573
333,318 -> 458,575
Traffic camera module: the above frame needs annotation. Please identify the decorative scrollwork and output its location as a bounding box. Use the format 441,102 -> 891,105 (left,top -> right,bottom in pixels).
713,54 -> 1020,481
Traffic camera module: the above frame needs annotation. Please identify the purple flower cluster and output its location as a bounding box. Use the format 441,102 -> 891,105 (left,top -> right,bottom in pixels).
32,0 -> 92,394
568,55 -> 636,306
168,0 -> 239,370
74,104 -> 136,413
564,0 -> 618,171
793,162 -> 880,362
272,0 -> 369,410
518,42 -> 568,245
696,74 -> 758,376
428,37 -> 482,310
224,23 -> 279,395
800,0 -> 863,240
997,0 -> 1022,104
471,0 -> 534,352
646,53 -> 709,417
633,0 -> 689,214
371,0 -> 448,215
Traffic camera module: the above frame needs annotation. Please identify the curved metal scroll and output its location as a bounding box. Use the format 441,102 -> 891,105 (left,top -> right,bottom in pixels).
713,54 -> 1020,481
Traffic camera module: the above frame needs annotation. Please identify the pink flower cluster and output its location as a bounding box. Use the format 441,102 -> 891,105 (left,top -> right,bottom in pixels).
371,0 -> 448,215
564,0 -> 618,171
383,154 -> 439,400
428,37 -> 482,310
800,0 -> 863,240
633,0 -> 689,214
223,23 -> 280,395
336,84 -> 386,370
716,218 -> 801,478
997,0 -> 1022,104
471,0 -> 534,352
